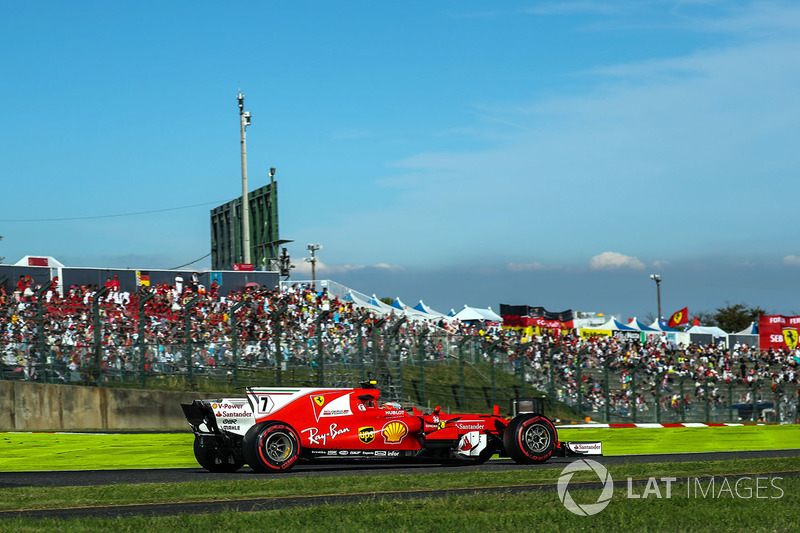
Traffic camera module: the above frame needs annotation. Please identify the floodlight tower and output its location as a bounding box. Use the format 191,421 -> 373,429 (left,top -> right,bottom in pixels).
304,244 -> 322,289
650,274 -> 662,320
238,92 -> 252,265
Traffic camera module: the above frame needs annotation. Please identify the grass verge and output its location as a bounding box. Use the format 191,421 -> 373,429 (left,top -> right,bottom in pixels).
0,464 -> 798,532
2,425 -> 798,472
0,456 -> 797,512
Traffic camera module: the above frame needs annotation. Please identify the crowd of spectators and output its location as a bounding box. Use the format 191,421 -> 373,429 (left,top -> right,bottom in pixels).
1,275 -> 798,421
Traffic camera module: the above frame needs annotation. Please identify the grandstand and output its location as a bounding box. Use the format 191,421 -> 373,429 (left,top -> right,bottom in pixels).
1,260 -> 798,423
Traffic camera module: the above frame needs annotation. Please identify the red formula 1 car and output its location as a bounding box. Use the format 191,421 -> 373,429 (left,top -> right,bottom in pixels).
180,382 -> 601,473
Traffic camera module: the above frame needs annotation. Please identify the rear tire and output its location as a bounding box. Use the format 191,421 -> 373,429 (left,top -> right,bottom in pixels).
243,422 -> 301,472
503,414 -> 557,464
193,436 -> 245,473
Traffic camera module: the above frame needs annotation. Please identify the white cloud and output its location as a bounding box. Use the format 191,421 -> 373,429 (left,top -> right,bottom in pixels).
294,261 -> 404,276
590,252 -> 645,270
784,255 -> 800,266
508,261 -> 549,271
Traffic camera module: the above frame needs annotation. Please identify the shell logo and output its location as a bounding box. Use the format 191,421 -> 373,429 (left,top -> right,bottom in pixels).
382,421 -> 408,445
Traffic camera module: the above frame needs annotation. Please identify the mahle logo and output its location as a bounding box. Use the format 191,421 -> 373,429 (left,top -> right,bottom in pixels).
557,459 -> 614,516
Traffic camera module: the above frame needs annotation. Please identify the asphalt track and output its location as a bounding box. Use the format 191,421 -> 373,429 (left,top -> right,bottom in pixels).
0,449 -> 798,520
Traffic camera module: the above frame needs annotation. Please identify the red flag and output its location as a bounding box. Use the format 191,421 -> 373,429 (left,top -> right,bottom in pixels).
667,307 -> 689,328
692,317 -> 701,326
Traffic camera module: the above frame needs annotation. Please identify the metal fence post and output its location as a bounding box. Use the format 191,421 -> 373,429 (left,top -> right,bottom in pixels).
457,336 -> 471,410
680,377 -> 686,423
316,310 -> 330,386
486,339 -> 501,408
604,358 -> 612,423
35,281 -> 53,382
230,301 -> 247,388
631,363 -> 643,424
91,286 -> 110,385
388,318 -> 407,400
728,382 -> 734,422
417,328 -> 429,406
548,347 -> 557,403
271,306 -> 288,386
370,318 -> 386,381
137,292 -> 154,389
517,342 -> 532,399
183,296 -> 199,388
356,316 -> 368,381
655,371 -> 666,424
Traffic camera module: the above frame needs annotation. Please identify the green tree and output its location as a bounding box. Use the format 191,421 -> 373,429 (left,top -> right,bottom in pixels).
713,302 -> 766,333
379,297 -> 394,306
692,310 -> 717,327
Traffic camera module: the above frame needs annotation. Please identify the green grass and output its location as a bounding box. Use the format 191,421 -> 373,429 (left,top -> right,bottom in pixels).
1,486 -> 798,533
0,459 -> 798,531
1,425 -> 798,532
0,456 -> 797,511
2,425 -> 797,472
0,433 -> 196,471
558,425 -> 800,455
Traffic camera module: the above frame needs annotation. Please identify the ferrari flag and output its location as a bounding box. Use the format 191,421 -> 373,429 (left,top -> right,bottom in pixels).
759,315 -> 800,350
667,307 -> 689,328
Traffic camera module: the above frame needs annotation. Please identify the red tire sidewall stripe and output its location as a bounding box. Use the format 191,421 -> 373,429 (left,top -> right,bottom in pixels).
516,416 -> 555,460
257,423 -> 298,471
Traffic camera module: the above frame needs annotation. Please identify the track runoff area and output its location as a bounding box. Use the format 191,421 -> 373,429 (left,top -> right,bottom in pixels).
0,424 -> 797,524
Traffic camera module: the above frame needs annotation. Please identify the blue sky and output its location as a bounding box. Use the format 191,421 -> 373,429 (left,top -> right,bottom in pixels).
2,1 -> 799,320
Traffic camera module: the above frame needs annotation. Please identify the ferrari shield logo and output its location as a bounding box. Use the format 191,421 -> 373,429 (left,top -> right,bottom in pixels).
358,426 -> 375,444
313,395 -> 325,407
782,328 -> 799,350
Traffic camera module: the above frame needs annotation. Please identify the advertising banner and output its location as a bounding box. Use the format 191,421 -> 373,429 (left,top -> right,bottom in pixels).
758,315 -> 800,350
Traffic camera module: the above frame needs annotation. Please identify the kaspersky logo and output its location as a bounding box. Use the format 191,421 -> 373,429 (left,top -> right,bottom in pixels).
557,459 -> 614,516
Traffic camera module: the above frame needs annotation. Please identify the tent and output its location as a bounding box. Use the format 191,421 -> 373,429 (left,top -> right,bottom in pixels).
647,319 -> 678,332
687,325 -> 728,347
453,306 -> 502,322
390,297 -> 406,312
687,325 -> 728,337
729,322 -> 759,350
735,322 -> 758,335
346,291 -> 392,316
626,318 -> 658,331
595,318 -> 638,331
412,300 -> 449,320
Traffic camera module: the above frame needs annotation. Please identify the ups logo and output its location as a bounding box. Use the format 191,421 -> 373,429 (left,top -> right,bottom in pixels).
358,426 -> 375,444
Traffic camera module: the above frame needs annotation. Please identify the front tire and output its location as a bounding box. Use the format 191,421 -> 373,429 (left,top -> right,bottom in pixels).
193,436 -> 245,473
243,422 -> 301,472
503,414 -> 557,464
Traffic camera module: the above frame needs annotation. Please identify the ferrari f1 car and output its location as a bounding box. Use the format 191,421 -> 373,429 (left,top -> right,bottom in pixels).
180,383 -> 602,472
